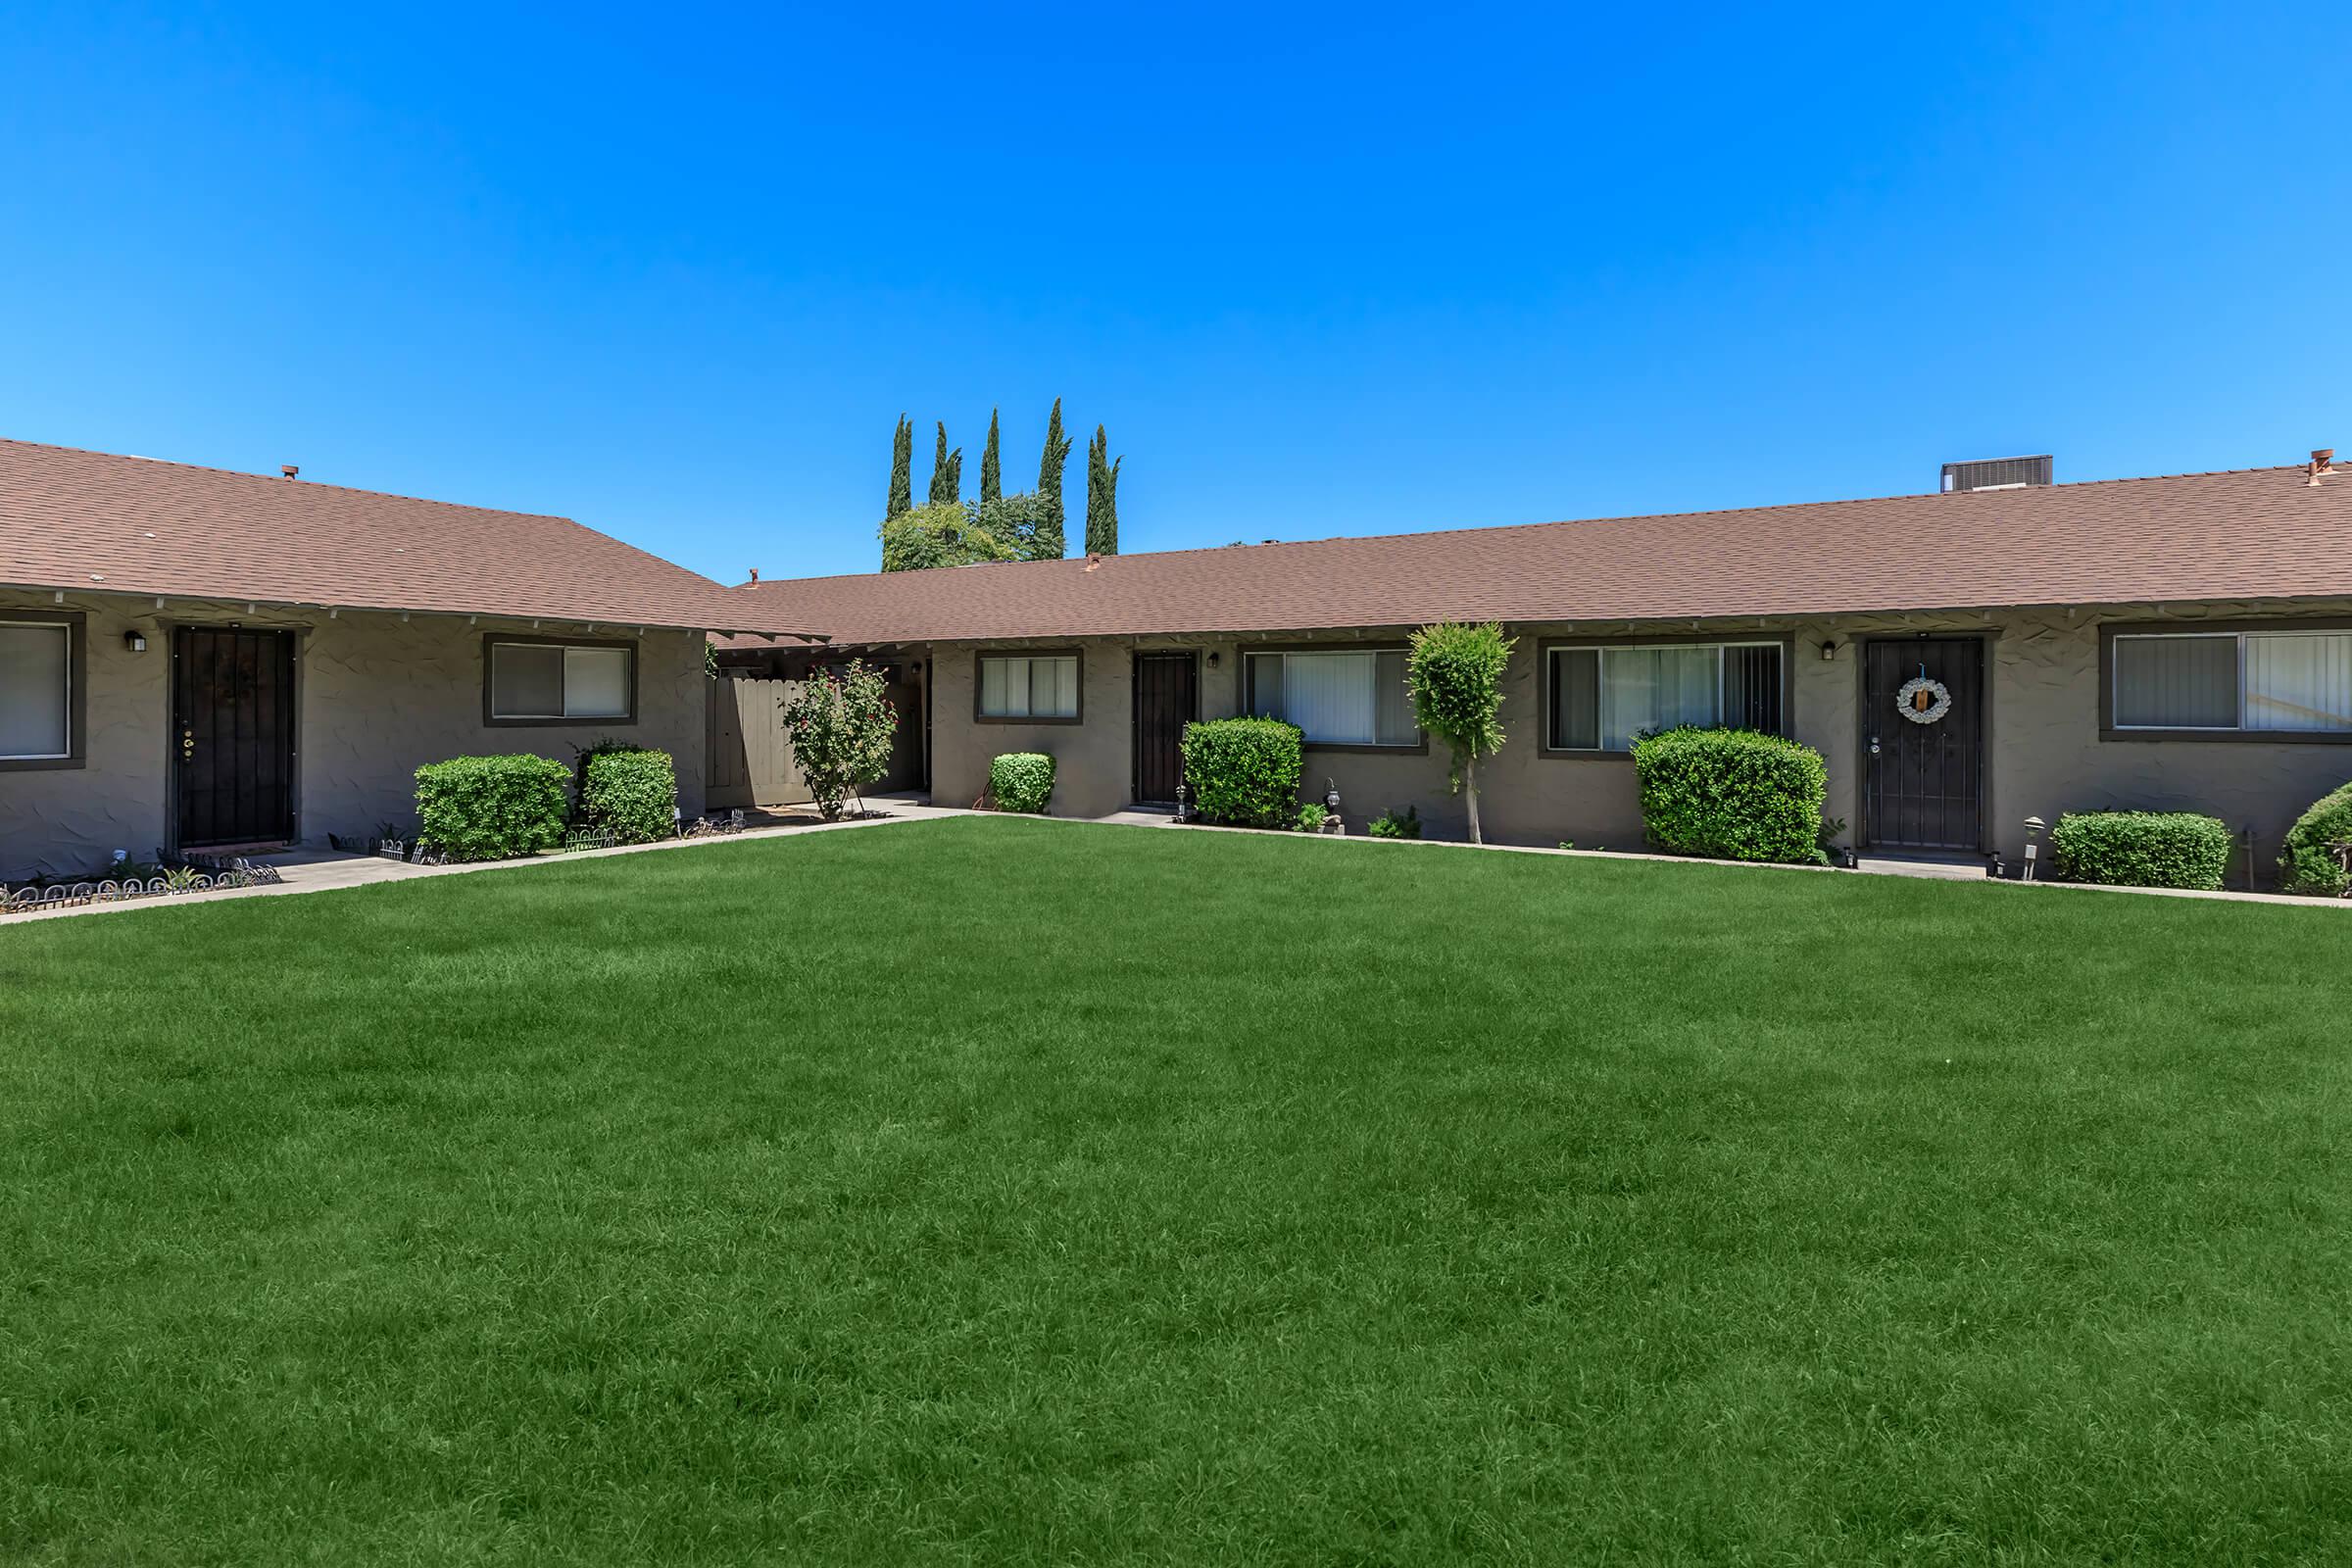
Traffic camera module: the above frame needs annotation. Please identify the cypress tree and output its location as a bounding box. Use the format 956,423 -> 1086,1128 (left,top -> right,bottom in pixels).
1036,398 -> 1071,559
887,415 -> 913,519
979,407 -> 1002,503
929,421 -> 961,506
1085,424 -> 1121,557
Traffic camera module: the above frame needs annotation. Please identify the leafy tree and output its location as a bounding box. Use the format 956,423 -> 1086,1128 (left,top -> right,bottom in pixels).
880,500 -> 1018,572
779,660 -> 899,820
1085,424 -> 1121,556
887,415 -> 913,519
929,421 -> 961,505
1036,397 -> 1071,558
979,407 -> 1002,503
1405,621 -> 1516,844
966,493 -> 1059,563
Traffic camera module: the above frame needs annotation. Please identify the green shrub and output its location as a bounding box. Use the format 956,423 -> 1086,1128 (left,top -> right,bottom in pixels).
2278,780 -> 2352,896
1181,717 -> 1303,827
1406,620 -> 1515,843
574,744 -> 677,844
1367,806 -> 1421,840
415,754 -> 571,862
990,752 -> 1056,814
1632,726 -> 1828,864
780,661 -> 899,819
2049,809 -> 2233,891
1295,801 -> 1328,833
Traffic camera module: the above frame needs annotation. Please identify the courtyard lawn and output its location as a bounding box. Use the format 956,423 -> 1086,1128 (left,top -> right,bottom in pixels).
3,818 -> 2350,1564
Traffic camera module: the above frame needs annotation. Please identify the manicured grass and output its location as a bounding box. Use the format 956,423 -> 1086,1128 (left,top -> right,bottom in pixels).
4,818 -> 2350,1564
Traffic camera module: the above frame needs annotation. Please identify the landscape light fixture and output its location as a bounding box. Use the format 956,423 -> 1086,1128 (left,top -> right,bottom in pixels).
2022,815 -> 2047,881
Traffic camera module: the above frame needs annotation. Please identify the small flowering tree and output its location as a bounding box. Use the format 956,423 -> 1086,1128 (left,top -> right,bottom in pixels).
780,660 -> 898,819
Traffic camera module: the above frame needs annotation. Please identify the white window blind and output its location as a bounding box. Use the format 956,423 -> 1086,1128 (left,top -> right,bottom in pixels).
0,622 -> 71,759
2113,631 -> 2352,734
1247,651 -> 1414,745
490,642 -> 632,720
1547,642 -> 1783,751
2246,633 -> 2352,732
979,655 -> 1078,718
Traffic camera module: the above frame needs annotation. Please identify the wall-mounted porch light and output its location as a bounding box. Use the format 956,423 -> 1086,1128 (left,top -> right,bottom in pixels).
123,630 -> 148,654
1818,639 -> 1838,661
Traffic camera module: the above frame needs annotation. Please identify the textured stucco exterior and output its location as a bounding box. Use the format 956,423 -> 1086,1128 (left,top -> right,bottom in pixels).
924,599 -> 2352,884
1,587 -> 706,880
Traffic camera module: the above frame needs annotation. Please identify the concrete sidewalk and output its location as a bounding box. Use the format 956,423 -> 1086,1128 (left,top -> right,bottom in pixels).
3,797 -> 972,924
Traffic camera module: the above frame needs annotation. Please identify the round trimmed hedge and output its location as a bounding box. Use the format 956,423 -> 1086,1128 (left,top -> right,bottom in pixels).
2278,779 -> 2352,896
2048,809 -> 2232,891
989,752 -> 1056,814
1631,726 -> 1828,864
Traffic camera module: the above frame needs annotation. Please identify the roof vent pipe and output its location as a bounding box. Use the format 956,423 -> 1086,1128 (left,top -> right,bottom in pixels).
749,566 -> 760,584
2311,449 -> 2335,487
280,464 -> 299,480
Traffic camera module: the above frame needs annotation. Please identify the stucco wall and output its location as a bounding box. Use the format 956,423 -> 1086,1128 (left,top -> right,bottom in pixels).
927,602 -> 2352,883
1,588 -> 707,880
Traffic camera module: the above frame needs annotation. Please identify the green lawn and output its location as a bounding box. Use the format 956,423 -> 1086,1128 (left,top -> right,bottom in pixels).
4,818 -> 2349,1564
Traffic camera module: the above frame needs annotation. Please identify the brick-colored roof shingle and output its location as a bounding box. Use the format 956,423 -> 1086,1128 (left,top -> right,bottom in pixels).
0,438 -> 812,635
728,464 -> 2352,644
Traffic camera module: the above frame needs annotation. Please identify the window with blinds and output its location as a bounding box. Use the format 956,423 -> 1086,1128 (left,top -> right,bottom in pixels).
978,654 -> 1080,720
1243,649 -> 1416,746
2112,631 -> 2352,734
0,621 -> 73,760
488,641 -> 634,721
1546,642 -> 1784,751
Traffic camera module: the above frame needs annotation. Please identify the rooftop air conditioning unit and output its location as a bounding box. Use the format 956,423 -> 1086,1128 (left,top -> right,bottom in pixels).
1940,455 -> 2053,493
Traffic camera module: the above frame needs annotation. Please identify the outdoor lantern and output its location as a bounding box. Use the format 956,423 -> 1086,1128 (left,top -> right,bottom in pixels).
2022,815 -> 2046,882
123,630 -> 147,654
1819,640 -> 1838,661
1205,651 -> 1220,669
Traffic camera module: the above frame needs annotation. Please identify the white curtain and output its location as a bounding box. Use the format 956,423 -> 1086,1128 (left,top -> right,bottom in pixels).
1600,646 -> 1718,750
1282,652 -> 1377,744
983,656 -> 1075,718
564,647 -> 631,718
0,623 -> 70,758
2246,633 -> 2352,732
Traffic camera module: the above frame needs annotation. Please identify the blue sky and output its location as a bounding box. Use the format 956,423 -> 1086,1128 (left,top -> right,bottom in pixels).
3,3 -> 2345,583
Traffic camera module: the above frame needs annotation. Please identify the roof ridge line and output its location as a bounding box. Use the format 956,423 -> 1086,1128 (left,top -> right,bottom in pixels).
0,436 -> 578,523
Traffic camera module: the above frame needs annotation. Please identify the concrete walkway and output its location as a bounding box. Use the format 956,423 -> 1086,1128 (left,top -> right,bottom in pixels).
3,797 -> 973,924
9,793 -> 2344,923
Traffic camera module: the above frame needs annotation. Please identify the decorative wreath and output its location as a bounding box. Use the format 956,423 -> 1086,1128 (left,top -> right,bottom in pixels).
1895,675 -> 1952,725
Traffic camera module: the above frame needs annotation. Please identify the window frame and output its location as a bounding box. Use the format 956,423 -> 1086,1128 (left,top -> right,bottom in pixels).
1238,642 -> 1426,754
1538,633 -> 1794,760
2101,619 -> 2352,745
972,647 -> 1085,726
0,610 -> 86,771
481,633 -> 639,727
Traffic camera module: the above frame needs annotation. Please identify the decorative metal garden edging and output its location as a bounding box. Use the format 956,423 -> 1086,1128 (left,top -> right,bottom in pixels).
2,858 -> 284,916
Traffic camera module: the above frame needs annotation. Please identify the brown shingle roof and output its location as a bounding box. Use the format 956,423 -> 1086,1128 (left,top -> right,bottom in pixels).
0,438 -> 812,635
727,464 -> 2352,645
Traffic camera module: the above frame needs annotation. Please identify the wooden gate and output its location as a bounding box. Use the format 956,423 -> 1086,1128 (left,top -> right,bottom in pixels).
706,677 -> 811,809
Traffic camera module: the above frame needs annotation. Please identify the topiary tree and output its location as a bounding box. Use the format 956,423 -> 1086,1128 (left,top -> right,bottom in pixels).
880,501 -> 1019,572
1405,621 -> 1516,843
1037,398 -> 1071,558
2278,779 -> 2352,895
780,660 -> 898,820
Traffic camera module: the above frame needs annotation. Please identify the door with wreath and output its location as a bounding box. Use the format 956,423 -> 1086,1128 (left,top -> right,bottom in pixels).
1861,636 -> 1984,852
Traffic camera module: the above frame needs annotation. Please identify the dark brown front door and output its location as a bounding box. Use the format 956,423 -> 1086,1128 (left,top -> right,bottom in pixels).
1861,636 -> 1984,852
1133,652 -> 1197,805
174,627 -> 296,848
